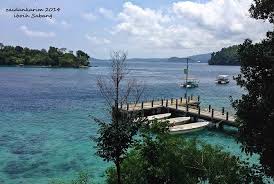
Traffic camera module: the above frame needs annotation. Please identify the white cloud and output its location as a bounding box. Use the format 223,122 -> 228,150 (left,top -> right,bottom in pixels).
98,8 -> 114,19
20,25 -> 56,38
81,12 -> 97,21
86,34 -> 110,44
113,1 -> 271,55
172,0 -> 256,36
45,18 -> 71,28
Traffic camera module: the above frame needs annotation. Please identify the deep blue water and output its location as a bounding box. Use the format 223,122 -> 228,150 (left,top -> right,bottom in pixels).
0,60 -> 257,184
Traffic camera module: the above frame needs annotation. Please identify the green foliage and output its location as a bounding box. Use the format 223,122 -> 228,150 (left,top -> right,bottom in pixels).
208,45 -> 240,65
249,0 -> 274,23
0,44 -> 90,67
94,51 -> 144,184
94,114 -> 142,163
232,0 -> 274,177
233,34 -> 274,177
106,121 -> 264,184
49,172 -> 90,184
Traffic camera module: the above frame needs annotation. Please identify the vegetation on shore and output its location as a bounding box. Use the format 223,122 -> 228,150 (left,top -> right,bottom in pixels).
208,45 -> 240,65
0,43 -> 90,67
106,120 -> 263,184
232,0 -> 274,178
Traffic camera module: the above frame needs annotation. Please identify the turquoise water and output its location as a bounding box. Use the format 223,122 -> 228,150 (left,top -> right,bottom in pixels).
0,60 -> 259,184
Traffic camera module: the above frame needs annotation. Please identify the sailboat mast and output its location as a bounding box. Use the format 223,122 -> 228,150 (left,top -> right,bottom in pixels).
185,58 -> 189,109
186,58 -> 189,84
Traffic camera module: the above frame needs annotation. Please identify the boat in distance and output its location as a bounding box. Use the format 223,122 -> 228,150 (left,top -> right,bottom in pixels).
215,75 -> 229,84
180,78 -> 199,88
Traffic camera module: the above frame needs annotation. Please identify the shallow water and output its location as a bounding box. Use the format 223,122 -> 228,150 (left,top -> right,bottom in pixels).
0,60 -> 257,184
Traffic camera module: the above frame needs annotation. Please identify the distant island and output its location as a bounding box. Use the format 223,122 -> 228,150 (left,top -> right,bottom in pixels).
208,45 -> 240,65
167,53 -> 211,63
0,43 -> 90,68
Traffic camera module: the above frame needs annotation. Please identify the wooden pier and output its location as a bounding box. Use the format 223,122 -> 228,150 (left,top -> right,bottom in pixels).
120,96 -> 238,128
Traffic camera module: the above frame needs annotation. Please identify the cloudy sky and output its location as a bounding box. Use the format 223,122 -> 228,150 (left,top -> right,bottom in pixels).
0,0 -> 272,59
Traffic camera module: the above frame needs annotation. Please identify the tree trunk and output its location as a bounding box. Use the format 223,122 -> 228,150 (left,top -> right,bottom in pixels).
116,162 -> 122,184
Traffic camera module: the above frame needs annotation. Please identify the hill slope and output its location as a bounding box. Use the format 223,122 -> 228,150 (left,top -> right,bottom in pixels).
208,45 -> 240,65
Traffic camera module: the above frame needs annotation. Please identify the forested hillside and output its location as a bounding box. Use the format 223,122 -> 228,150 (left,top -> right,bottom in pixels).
0,43 -> 90,67
208,45 -> 240,65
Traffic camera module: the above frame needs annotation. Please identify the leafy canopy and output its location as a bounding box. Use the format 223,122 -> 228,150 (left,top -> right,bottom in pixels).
233,0 -> 274,177
0,44 -> 90,67
106,121 -> 264,184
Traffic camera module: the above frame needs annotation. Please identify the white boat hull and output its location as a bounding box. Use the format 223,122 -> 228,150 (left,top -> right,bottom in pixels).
147,113 -> 171,121
169,121 -> 209,134
166,117 -> 191,125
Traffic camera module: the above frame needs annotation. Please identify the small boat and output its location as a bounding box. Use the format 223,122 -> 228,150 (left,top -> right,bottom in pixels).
169,121 -> 210,134
147,113 -> 171,121
180,78 -> 199,88
166,117 -> 191,125
179,58 -> 199,88
215,75 -> 229,84
16,64 -> 24,67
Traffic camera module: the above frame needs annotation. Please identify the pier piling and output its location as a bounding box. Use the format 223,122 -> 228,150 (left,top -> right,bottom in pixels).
120,97 -> 237,127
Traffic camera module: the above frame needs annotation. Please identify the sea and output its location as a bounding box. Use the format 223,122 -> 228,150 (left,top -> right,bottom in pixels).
0,59 -> 264,184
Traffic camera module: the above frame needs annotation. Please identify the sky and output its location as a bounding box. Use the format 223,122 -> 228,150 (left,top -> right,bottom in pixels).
0,0 -> 272,59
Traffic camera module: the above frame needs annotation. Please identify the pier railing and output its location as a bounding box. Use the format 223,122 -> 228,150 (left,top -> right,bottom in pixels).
120,95 -> 237,127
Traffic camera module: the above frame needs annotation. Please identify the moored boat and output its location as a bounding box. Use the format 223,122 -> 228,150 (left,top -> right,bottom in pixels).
166,117 -> 191,125
180,78 -> 199,88
169,121 -> 210,134
215,75 -> 229,84
147,113 -> 171,121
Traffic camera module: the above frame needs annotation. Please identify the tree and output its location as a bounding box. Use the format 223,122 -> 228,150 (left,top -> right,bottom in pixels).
208,45 -> 240,65
94,51 -> 144,184
232,0 -> 274,177
0,43 -> 4,50
0,44 -> 90,67
58,48 -> 67,53
249,0 -> 274,23
15,46 -> 23,53
106,120 -> 264,184
76,50 -> 90,67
